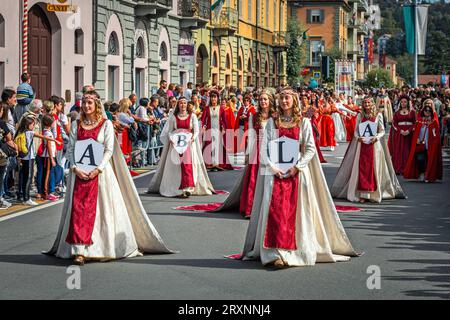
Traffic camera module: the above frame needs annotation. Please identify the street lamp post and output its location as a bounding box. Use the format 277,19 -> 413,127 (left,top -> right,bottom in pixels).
318,42 -> 325,84
413,0 -> 418,88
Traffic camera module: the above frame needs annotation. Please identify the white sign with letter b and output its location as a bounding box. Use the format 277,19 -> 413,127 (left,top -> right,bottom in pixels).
171,131 -> 193,155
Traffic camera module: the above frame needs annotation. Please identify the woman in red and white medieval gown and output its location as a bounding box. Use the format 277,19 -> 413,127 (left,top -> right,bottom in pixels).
214,90 -> 274,218
331,97 -> 405,203
147,97 -> 214,197
300,94 -> 327,163
200,90 -> 233,170
44,91 -> 174,265
403,99 -> 443,183
388,95 -> 416,175
240,89 -> 358,268
234,94 -> 256,153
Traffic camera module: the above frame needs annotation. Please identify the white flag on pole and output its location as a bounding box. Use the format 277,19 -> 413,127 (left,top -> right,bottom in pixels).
416,5 -> 429,56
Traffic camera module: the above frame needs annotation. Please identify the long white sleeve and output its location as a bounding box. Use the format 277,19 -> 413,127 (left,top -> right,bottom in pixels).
354,114 -> 362,138
295,118 -> 316,170
68,121 -> 78,170
246,114 -> 256,157
337,103 -> 356,115
163,114 -> 176,144
260,118 -> 276,169
191,115 -> 199,141
375,113 -> 385,140
97,121 -> 115,172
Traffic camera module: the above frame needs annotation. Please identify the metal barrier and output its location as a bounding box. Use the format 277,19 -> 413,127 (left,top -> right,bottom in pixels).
129,133 -> 165,169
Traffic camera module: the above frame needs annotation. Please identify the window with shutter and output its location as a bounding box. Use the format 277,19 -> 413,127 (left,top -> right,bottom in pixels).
310,10 -> 323,23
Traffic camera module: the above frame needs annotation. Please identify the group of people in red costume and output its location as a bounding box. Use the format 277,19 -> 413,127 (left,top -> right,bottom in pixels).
152,84 -> 445,209
47,81 -> 446,268
389,96 -> 443,183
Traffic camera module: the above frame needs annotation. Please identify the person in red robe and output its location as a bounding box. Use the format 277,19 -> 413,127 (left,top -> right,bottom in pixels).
200,90 -> 233,171
343,96 -> 360,142
331,96 -> 405,203
403,99 -> 443,183
388,95 -> 416,174
301,94 -> 327,163
223,99 -> 236,134
238,90 -> 272,217
45,91 -> 174,265
239,88 -> 359,267
234,94 -> 256,153
318,96 -> 338,150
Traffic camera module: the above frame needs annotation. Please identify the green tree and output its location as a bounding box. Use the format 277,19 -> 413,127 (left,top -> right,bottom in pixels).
385,32 -> 406,57
396,53 -> 414,85
424,31 -> 450,74
286,20 -> 307,85
366,68 -> 394,88
376,0 -> 450,75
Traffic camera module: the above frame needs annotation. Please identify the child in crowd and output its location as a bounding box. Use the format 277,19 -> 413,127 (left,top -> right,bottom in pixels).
14,73 -> 35,124
35,114 -> 58,201
16,73 -> 34,106
16,115 -> 61,205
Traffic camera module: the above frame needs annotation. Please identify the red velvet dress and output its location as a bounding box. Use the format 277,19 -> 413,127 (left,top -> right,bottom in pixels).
66,120 -> 106,245
403,118 -> 443,182
200,106 -> 233,170
118,128 -> 132,164
358,117 -> 377,192
264,125 -> 300,250
304,106 -> 326,163
319,111 -> 336,147
234,105 -> 256,153
176,115 -> 195,190
344,106 -> 358,142
388,110 -> 416,174
239,117 -> 263,217
224,106 -> 236,131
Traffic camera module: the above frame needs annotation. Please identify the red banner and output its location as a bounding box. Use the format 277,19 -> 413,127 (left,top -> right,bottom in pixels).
368,38 -> 374,64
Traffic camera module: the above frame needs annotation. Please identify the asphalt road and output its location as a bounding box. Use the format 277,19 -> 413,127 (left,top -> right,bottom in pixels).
0,143 -> 449,300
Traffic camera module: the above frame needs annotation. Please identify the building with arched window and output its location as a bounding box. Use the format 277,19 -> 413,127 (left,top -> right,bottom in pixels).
0,0 -> 93,104
192,0 -> 288,89
1,1 -> 288,104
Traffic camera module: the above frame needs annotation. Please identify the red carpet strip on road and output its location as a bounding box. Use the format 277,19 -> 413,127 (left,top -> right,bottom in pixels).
173,203 -> 361,213
214,190 -> 229,195
224,253 -> 243,260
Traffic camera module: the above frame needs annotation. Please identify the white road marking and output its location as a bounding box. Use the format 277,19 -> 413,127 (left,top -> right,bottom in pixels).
0,169 -> 157,223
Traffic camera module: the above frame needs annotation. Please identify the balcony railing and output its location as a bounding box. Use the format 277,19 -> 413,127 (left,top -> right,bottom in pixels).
211,7 -> 238,33
178,0 -> 210,20
273,31 -> 287,48
134,0 -> 172,17
135,0 -> 172,6
357,22 -> 369,35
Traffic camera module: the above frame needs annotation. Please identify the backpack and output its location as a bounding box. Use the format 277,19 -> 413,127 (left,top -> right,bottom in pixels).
37,129 -> 50,157
137,122 -> 148,141
15,132 -> 34,158
128,125 -> 138,143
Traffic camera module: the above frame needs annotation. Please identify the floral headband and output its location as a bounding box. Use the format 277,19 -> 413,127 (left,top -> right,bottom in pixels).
83,93 -> 101,102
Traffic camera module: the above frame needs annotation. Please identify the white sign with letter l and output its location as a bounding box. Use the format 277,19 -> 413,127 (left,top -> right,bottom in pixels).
267,136 -> 300,173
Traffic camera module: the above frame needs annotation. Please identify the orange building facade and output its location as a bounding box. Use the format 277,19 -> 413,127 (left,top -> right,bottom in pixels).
288,0 -> 351,69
